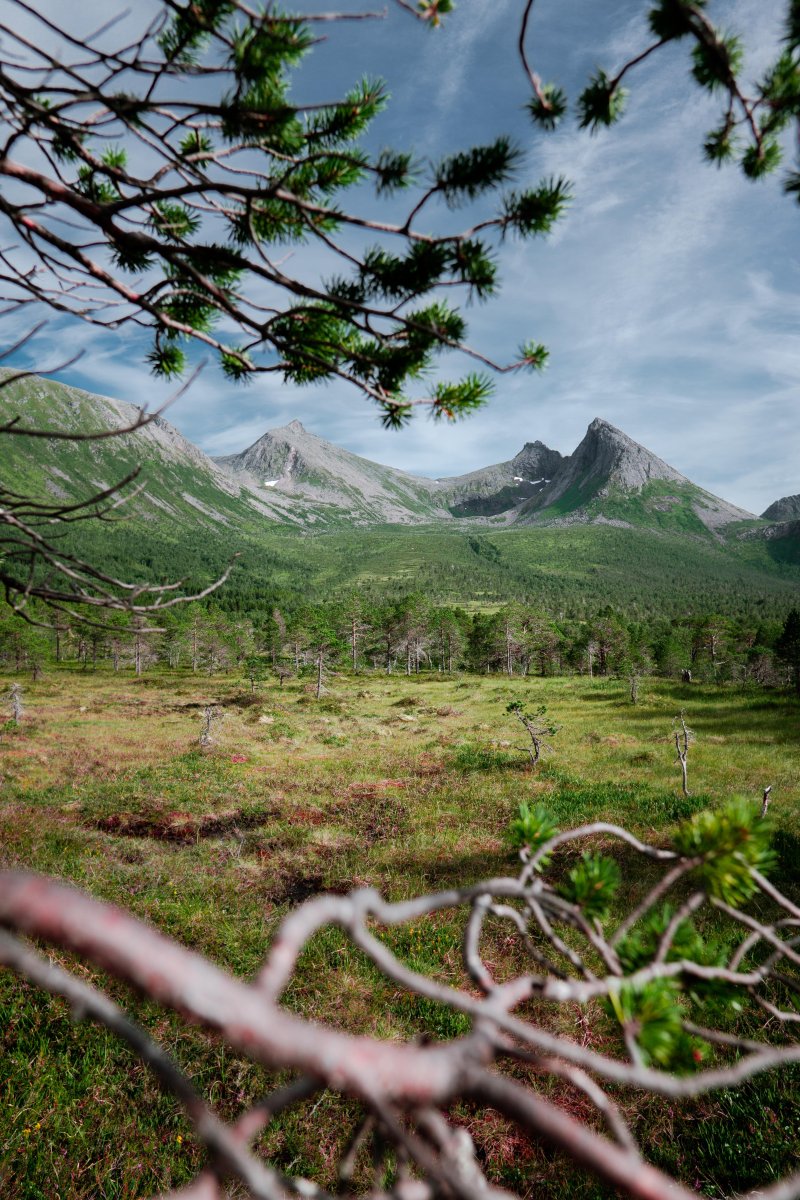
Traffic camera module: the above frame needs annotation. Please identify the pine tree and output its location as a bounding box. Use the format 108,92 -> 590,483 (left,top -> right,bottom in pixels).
776,607 -> 800,694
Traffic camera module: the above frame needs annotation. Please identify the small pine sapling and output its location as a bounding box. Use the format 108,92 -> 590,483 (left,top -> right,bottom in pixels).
244,656 -> 267,693
506,701 -> 558,766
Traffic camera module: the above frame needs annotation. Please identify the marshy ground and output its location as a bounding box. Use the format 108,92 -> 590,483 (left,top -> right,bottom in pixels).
2,666 -> 799,1198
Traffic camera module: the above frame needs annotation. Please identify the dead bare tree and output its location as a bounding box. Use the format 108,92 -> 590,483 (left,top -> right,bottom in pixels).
199,704 -> 223,749
673,710 -> 694,797
3,680 -> 23,724
1,797 -> 798,1199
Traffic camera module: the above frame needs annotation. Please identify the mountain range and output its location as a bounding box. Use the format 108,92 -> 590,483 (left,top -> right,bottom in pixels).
212,412 -> 756,534
2,369 -> 799,614
4,367 -> 793,533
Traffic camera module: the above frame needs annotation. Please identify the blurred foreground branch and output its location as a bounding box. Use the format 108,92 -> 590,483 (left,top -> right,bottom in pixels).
1,799 -> 799,1198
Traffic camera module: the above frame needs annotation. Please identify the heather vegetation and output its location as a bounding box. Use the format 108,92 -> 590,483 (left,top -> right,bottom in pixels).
2,659 -> 800,1198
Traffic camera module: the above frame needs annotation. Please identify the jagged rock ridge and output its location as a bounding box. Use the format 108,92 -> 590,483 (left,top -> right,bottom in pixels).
440,441 -> 566,517
517,418 -> 754,532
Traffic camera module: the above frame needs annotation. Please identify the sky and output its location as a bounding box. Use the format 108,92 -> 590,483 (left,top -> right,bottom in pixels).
3,0 -> 799,515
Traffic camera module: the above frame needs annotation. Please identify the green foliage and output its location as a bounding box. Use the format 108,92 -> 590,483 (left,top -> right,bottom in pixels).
648,0 -> 707,42
757,50 -> 800,134
430,374 -> 493,421
229,13 -> 313,83
75,164 -> 119,205
446,239 -> 497,299
24,2 -> 571,418
506,701 -> 558,736
360,243 -> 451,300
557,851 -> 620,921
741,139 -> 783,179
703,121 -> 738,166
577,70 -> 627,130
527,84 -> 568,130
607,980 -> 689,1067
433,138 -> 522,206
220,347 -> 254,381
507,802 -> 559,859
179,130 -> 214,163
691,32 -> 744,92
373,149 -> 417,194
500,178 -> 572,238
416,0 -> 455,29
518,340 -> 549,370
617,904 -> 713,973
150,203 -> 202,241
788,0 -> 800,49
674,798 -> 775,906
147,342 -> 187,380
450,743 -> 518,772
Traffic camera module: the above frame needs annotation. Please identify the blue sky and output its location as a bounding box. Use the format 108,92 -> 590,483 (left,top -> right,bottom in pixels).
5,0 -> 799,514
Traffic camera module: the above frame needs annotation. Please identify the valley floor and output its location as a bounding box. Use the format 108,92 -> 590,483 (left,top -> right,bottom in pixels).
2,667 -> 800,1197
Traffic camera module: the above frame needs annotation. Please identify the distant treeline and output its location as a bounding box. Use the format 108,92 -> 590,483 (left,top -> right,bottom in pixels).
2,597 -> 800,692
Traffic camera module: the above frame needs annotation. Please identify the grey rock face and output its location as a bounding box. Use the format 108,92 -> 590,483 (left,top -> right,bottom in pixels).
215,422 -> 570,524
215,414 -> 755,532
518,417 -> 753,531
761,495 -> 800,522
526,417 -> 684,512
214,421 -> 453,523
432,440 -> 565,517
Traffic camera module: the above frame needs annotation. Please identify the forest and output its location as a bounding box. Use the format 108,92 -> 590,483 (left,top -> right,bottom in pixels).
2,596 -> 799,694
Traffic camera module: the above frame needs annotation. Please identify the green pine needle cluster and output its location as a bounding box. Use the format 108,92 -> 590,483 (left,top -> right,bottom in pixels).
648,0 -> 707,42
527,84 -> 568,130
501,178 -> 572,238
507,802 -> 559,859
607,980 -> 705,1070
617,903 -> 724,974
434,138 -> 522,206
577,71 -> 628,131
673,798 -> 775,906
558,851 -> 621,921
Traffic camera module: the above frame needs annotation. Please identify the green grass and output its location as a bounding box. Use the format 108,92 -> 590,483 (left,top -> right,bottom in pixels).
2,666 -> 800,1197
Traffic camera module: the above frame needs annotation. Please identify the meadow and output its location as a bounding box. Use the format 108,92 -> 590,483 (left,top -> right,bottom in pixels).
1,665 -> 800,1199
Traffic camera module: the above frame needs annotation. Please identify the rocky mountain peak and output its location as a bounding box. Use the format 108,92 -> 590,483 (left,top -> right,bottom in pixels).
548,418 -> 685,502
285,419 -> 306,435
761,494 -> 800,522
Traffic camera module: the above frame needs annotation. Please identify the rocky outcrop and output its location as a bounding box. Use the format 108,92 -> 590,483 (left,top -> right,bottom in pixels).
522,418 -> 684,512
214,420 -> 453,524
761,495 -> 800,522
436,440 -> 565,517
